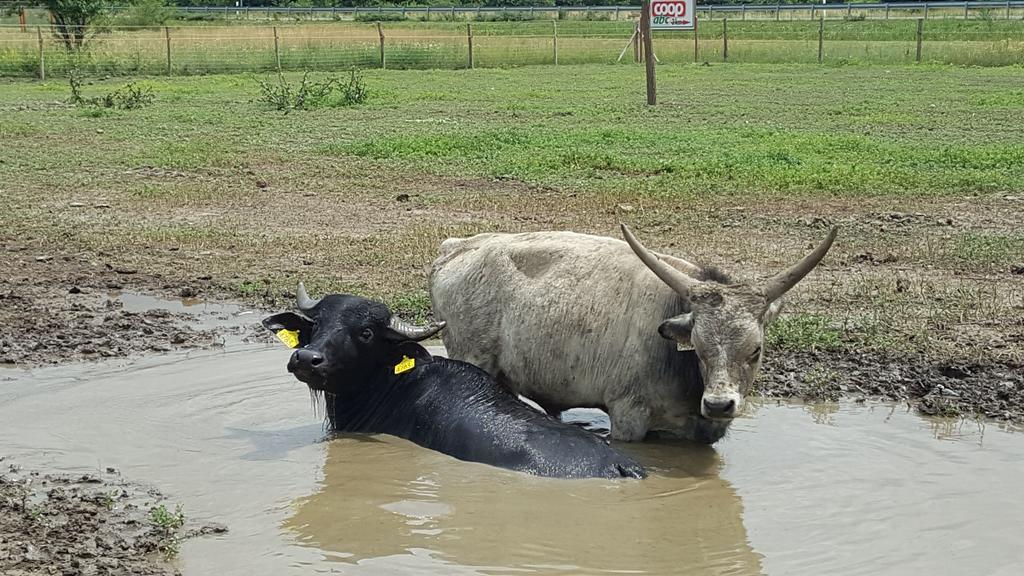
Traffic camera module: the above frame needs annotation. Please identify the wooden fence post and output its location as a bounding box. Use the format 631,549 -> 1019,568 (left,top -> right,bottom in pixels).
924,3 -> 930,19
634,22 -> 641,63
916,18 -> 923,63
165,27 -> 172,75
467,23 -> 474,69
885,4 -> 890,19
377,22 -> 385,69
37,27 -> 45,80
776,3 -> 781,21
693,16 -> 699,62
722,18 -> 728,62
817,16 -> 824,64
19,7 -> 27,32
641,0 -> 655,105
964,1 -> 970,19
273,26 -> 281,72
847,3 -> 852,19
553,20 -> 558,66
1007,1 -> 1012,19
742,4 -> 746,20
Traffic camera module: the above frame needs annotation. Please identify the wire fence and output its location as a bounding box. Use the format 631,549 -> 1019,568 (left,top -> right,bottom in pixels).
2,18 -> 1022,78
98,2 -> 1024,22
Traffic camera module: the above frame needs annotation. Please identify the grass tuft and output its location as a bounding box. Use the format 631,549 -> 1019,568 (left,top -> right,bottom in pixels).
767,314 -> 843,352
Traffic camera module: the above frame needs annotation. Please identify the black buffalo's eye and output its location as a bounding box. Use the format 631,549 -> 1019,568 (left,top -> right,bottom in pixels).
359,328 -> 373,342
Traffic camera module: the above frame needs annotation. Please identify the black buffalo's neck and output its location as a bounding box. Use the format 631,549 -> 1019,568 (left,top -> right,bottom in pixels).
321,341 -> 434,434
324,367 -> 423,433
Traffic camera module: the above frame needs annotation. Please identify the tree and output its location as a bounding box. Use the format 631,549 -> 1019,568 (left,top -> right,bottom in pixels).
44,0 -> 108,50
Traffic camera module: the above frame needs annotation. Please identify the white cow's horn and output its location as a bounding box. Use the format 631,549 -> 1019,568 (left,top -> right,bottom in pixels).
389,316 -> 446,342
621,224 -> 699,300
762,227 -> 838,303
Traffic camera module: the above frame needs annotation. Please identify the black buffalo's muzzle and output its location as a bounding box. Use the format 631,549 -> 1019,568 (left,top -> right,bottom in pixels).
288,348 -> 327,383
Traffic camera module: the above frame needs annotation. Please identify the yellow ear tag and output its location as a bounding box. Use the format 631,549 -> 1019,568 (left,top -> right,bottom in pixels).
394,356 -> 415,375
275,329 -> 300,349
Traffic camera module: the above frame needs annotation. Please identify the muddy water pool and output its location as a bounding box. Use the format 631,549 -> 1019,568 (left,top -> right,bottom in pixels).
1,345 -> 1022,575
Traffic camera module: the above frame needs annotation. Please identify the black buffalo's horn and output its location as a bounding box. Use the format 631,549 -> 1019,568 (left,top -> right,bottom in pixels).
296,282 -> 321,312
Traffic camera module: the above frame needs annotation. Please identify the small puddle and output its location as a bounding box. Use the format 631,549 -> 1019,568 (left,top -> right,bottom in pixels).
114,291 -> 242,316
109,290 -> 257,332
1,346 -> 1022,575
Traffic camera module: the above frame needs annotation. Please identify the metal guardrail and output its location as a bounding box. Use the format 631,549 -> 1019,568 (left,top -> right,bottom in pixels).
160,1 -> 1024,17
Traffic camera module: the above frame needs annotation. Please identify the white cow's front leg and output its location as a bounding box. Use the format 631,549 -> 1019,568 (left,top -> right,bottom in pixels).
606,397 -> 651,442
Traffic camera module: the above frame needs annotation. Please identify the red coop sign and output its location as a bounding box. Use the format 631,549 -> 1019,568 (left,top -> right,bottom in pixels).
650,0 -> 696,30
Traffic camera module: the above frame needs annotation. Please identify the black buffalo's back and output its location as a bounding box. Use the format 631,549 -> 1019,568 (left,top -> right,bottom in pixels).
329,356 -> 646,480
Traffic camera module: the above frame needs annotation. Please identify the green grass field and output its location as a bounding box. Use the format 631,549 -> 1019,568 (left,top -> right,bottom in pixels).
1,17 -> 1022,77
1,64 -> 1021,365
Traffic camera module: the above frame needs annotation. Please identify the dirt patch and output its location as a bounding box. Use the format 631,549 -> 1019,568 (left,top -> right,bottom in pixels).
0,460 -> 225,576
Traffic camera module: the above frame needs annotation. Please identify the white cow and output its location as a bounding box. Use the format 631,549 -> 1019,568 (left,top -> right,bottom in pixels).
430,225 -> 837,443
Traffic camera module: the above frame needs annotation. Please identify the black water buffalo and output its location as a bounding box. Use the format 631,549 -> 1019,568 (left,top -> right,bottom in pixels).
262,284 -> 646,480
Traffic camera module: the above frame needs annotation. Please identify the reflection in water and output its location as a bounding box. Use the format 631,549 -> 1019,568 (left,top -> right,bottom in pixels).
925,416 -> 989,445
285,433 -> 764,575
801,401 -> 840,426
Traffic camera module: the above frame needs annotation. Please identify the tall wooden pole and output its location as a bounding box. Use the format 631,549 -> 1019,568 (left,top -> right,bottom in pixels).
467,23 -> 474,69
641,0 -> 655,105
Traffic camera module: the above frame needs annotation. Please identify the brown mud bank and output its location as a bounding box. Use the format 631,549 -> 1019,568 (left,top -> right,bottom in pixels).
3,267 -> 1022,424
0,460 -> 224,576
0,255 -> 268,367
760,349 -> 1024,422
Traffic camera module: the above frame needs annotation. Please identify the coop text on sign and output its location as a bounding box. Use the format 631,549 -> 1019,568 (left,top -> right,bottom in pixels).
650,0 -> 696,30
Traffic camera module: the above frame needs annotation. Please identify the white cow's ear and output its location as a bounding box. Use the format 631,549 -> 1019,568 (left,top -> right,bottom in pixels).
658,314 -> 693,348
762,300 -> 784,326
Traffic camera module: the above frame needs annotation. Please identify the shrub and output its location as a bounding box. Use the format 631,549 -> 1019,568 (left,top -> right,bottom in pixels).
257,69 -> 368,113
69,70 -> 155,109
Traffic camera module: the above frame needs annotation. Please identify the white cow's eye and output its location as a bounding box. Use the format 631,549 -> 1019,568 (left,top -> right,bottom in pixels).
749,347 -> 762,362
